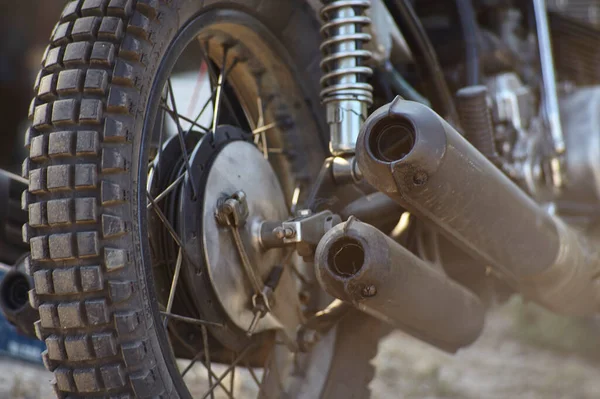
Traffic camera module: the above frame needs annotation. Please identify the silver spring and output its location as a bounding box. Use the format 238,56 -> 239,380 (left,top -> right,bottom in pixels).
319,0 -> 374,105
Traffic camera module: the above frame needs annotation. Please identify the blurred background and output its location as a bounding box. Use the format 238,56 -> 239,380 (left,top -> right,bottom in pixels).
1,2 -> 600,399
0,2 -> 63,173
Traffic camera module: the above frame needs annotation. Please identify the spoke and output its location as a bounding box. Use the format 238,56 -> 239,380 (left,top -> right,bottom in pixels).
147,173 -> 186,210
260,131 -> 268,159
211,48 -> 230,136
198,42 -> 243,130
165,248 -> 183,314
191,87 -> 217,129
160,103 -> 210,133
202,40 -> 219,89
191,59 -> 239,130
146,192 -> 199,272
252,122 -> 278,135
201,345 -> 256,399
167,79 -> 199,199
159,312 -> 224,328
201,325 -> 215,399
181,349 -> 205,377
169,326 -> 234,398
147,192 -> 186,250
256,97 -> 268,160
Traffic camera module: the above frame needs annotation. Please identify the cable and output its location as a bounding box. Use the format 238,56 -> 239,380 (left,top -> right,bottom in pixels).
383,61 -> 431,106
456,0 -> 480,86
384,0 -> 459,124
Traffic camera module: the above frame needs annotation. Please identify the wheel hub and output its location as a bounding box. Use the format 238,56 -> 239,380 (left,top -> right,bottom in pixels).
168,125 -> 303,351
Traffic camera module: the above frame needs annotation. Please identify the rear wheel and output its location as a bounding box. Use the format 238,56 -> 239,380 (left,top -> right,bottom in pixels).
25,0 -> 386,397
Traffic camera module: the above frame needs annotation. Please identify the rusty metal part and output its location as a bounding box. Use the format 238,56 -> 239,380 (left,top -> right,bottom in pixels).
356,97 -> 600,316
314,218 -> 485,352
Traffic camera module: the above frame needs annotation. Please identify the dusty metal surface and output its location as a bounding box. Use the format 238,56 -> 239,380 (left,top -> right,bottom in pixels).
356,98 -> 600,316
314,218 -> 485,352
202,141 -> 301,335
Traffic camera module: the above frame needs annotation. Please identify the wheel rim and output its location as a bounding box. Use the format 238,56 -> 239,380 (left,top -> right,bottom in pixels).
136,9 -> 334,398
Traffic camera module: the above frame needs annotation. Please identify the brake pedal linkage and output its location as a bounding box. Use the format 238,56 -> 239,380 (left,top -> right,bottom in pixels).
215,191 -> 284,336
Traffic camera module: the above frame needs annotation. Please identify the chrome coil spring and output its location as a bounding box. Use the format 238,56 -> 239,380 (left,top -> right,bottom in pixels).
319,0 -> 374,105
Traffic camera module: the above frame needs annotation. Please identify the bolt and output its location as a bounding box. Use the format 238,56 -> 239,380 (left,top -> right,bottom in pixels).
284,227 -> 296,238
273,226 -> 296,239
232,190 -> 247,206
362,285 -> 377,297
273,227 -> 286,239
412,171 -> 428,186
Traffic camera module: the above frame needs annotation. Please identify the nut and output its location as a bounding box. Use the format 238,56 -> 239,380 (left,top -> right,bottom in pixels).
283,227 -> 296,238
272,226 -> 286,239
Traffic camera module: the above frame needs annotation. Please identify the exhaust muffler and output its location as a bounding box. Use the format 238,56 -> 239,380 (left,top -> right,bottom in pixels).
315,218 -> 485,352
356,97 -> 600,316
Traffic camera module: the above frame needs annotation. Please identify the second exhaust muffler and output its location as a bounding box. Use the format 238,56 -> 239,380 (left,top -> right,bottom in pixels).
315,218 -> 485,352
356,97 -> 600,316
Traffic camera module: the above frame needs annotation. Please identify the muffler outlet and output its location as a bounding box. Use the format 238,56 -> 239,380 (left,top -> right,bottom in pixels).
356,97 -> 600,316
315,219 -> 485,352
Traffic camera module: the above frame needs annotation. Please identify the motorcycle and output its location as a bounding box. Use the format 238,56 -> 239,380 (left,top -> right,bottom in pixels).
2,0 -> 600,397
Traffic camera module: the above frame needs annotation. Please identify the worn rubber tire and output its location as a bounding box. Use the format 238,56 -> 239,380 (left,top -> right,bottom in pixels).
24,0 -> 387,397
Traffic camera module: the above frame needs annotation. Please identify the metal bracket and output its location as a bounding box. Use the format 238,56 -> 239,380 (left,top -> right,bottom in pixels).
261,211 -> 342,260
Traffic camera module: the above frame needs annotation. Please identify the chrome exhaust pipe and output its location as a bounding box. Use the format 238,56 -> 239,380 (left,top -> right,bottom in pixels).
356,97 -> 600,316
315,218 -> 485,352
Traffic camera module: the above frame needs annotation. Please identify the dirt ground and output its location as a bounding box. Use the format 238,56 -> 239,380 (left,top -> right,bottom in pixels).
2,297 -> 600,399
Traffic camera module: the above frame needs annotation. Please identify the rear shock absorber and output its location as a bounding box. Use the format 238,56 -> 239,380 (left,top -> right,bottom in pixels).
320,0 -> 374,155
